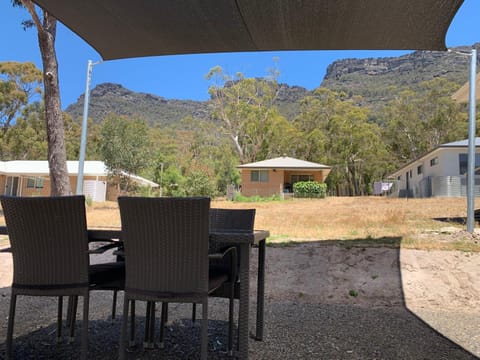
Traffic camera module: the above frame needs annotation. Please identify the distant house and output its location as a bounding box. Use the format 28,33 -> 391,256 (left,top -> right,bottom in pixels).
237,156 -> 331,197
0,160 -> 158,201
389,138 -> 480,198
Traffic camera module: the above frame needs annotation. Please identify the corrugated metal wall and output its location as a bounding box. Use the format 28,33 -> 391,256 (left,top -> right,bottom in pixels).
389,176 -> 480,198
429,176 -> 480,197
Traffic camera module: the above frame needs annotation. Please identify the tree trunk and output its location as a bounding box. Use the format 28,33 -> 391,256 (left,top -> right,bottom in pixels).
36,11 -> 71,196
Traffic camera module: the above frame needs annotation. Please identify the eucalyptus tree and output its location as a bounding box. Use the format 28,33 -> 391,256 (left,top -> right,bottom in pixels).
12,0 -> 70,195
206,66 -> 287,164
383,78 -> 468,165
1,102 -> 46,159
0,61 -> 42,131
295,87 -> 388,195
99,114 -> 153,194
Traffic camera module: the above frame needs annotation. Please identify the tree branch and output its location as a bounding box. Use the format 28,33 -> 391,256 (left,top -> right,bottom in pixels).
20,0 -> 43,32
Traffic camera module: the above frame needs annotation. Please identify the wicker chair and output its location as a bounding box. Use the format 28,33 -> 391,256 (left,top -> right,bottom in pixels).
192,208 -> 256,354
0,195 -> 124,360
117,197 -> 236,360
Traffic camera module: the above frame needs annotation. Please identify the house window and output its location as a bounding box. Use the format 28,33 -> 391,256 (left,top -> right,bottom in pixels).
409,170 -> 412,178
430,157 -> 439,166
291,174 -> 314,183
250,170 -> 269,182
417,165 -> 423,175
458,153 -> 480,175
26,177 -> 44,189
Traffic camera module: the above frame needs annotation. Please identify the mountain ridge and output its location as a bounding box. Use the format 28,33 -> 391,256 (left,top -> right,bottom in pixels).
65,44 -> 480,126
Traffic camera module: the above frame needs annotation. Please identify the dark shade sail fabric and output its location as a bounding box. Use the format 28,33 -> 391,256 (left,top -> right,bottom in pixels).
33,0 -> 464,60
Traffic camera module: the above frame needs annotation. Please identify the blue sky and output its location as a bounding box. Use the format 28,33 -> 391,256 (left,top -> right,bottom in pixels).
1,1 -> 479,109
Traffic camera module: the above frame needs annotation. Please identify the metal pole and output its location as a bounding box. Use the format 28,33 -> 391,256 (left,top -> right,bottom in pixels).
76,60 -> 100,195
467,48 -> 477,233
159,163 -> 164,197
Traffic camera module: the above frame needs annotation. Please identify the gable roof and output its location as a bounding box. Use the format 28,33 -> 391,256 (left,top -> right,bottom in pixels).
238,156 -> 330,170
0,160 -> 159,187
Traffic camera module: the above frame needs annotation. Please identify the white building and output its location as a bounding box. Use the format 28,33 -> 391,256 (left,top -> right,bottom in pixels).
388,138 -> 480,198
0,160 -> 158,201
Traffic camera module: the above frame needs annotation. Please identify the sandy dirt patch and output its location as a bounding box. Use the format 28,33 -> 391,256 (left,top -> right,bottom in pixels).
2,243 -> 479,310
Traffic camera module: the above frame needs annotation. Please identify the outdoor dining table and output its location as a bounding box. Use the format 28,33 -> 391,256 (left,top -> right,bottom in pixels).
0,225 -> 269,359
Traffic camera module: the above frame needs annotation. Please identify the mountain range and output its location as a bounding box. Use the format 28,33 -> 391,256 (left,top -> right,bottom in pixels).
65,44 -> 480,126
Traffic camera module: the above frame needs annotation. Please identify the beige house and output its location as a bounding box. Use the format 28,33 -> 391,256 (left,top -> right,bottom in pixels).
237,156 -> 331,197
0,160 -> 158,201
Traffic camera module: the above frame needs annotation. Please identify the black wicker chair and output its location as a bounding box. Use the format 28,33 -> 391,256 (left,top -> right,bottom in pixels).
192,208 -> 256,354
0,195 -> 124,360
117,197 -> 236,360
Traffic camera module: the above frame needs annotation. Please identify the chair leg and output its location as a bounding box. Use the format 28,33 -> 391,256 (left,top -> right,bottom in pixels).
81,294 -> 89,360
69,295 -> 78,343
119,297 -> 130,360
57,296 -> 63,343
66,295 -> 75,328
159,302 -> 168,349
6,292 -> 17,360
129,300 -> 136,347
228,290 -> 234,356
144,301 -> 155,349
112,290 -> 118,321
192,303 -> 196,324
201,301 -> 208,360
144,301 -> 151,349
149,302 -> 156,348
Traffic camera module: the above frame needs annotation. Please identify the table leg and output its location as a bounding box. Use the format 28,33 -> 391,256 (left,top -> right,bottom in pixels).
238,242 -> 251,360
255,239 -> 265,341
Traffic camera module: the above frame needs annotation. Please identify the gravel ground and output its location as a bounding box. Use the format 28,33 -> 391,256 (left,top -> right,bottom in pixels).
0,244 -> 479,359
0,288 -> 478,360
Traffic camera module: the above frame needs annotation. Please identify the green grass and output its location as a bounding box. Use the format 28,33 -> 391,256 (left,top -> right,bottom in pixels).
233,194 -> 282,202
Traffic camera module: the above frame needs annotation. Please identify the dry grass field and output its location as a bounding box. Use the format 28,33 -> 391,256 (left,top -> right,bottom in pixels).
1,196 -> 479,250
0,196 -> 469,251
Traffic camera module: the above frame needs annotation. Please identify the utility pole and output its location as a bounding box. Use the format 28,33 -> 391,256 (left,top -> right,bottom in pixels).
76,60 -> 102,195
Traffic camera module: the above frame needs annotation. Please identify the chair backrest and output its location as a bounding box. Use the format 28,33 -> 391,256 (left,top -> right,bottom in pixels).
209,208 -> 256,233
0,195 -> 89,289
118,197 -> 210,298
208,208 -> 256,255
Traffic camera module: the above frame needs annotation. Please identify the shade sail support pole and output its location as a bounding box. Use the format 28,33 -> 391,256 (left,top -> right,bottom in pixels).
467,48 -> 477,233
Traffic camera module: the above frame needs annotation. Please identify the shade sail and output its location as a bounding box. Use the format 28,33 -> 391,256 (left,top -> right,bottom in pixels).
33,0 -> 463,60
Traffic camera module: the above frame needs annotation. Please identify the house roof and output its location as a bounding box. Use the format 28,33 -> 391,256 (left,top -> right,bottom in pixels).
440,138 -> 480,147
388,138 -> 480,178
0,160 -> 159,187
238,156 -> 330,170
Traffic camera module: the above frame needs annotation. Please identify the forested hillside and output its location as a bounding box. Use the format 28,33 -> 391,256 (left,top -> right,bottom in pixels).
1,45 -> 477,197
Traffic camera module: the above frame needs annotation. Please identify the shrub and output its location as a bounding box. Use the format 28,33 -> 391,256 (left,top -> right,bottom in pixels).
293,181 -> 327,198
85,195 -> 93,207
184,171 -> 217,197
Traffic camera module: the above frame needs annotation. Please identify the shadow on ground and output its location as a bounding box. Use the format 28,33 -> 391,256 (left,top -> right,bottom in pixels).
0,237 -> 478,359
